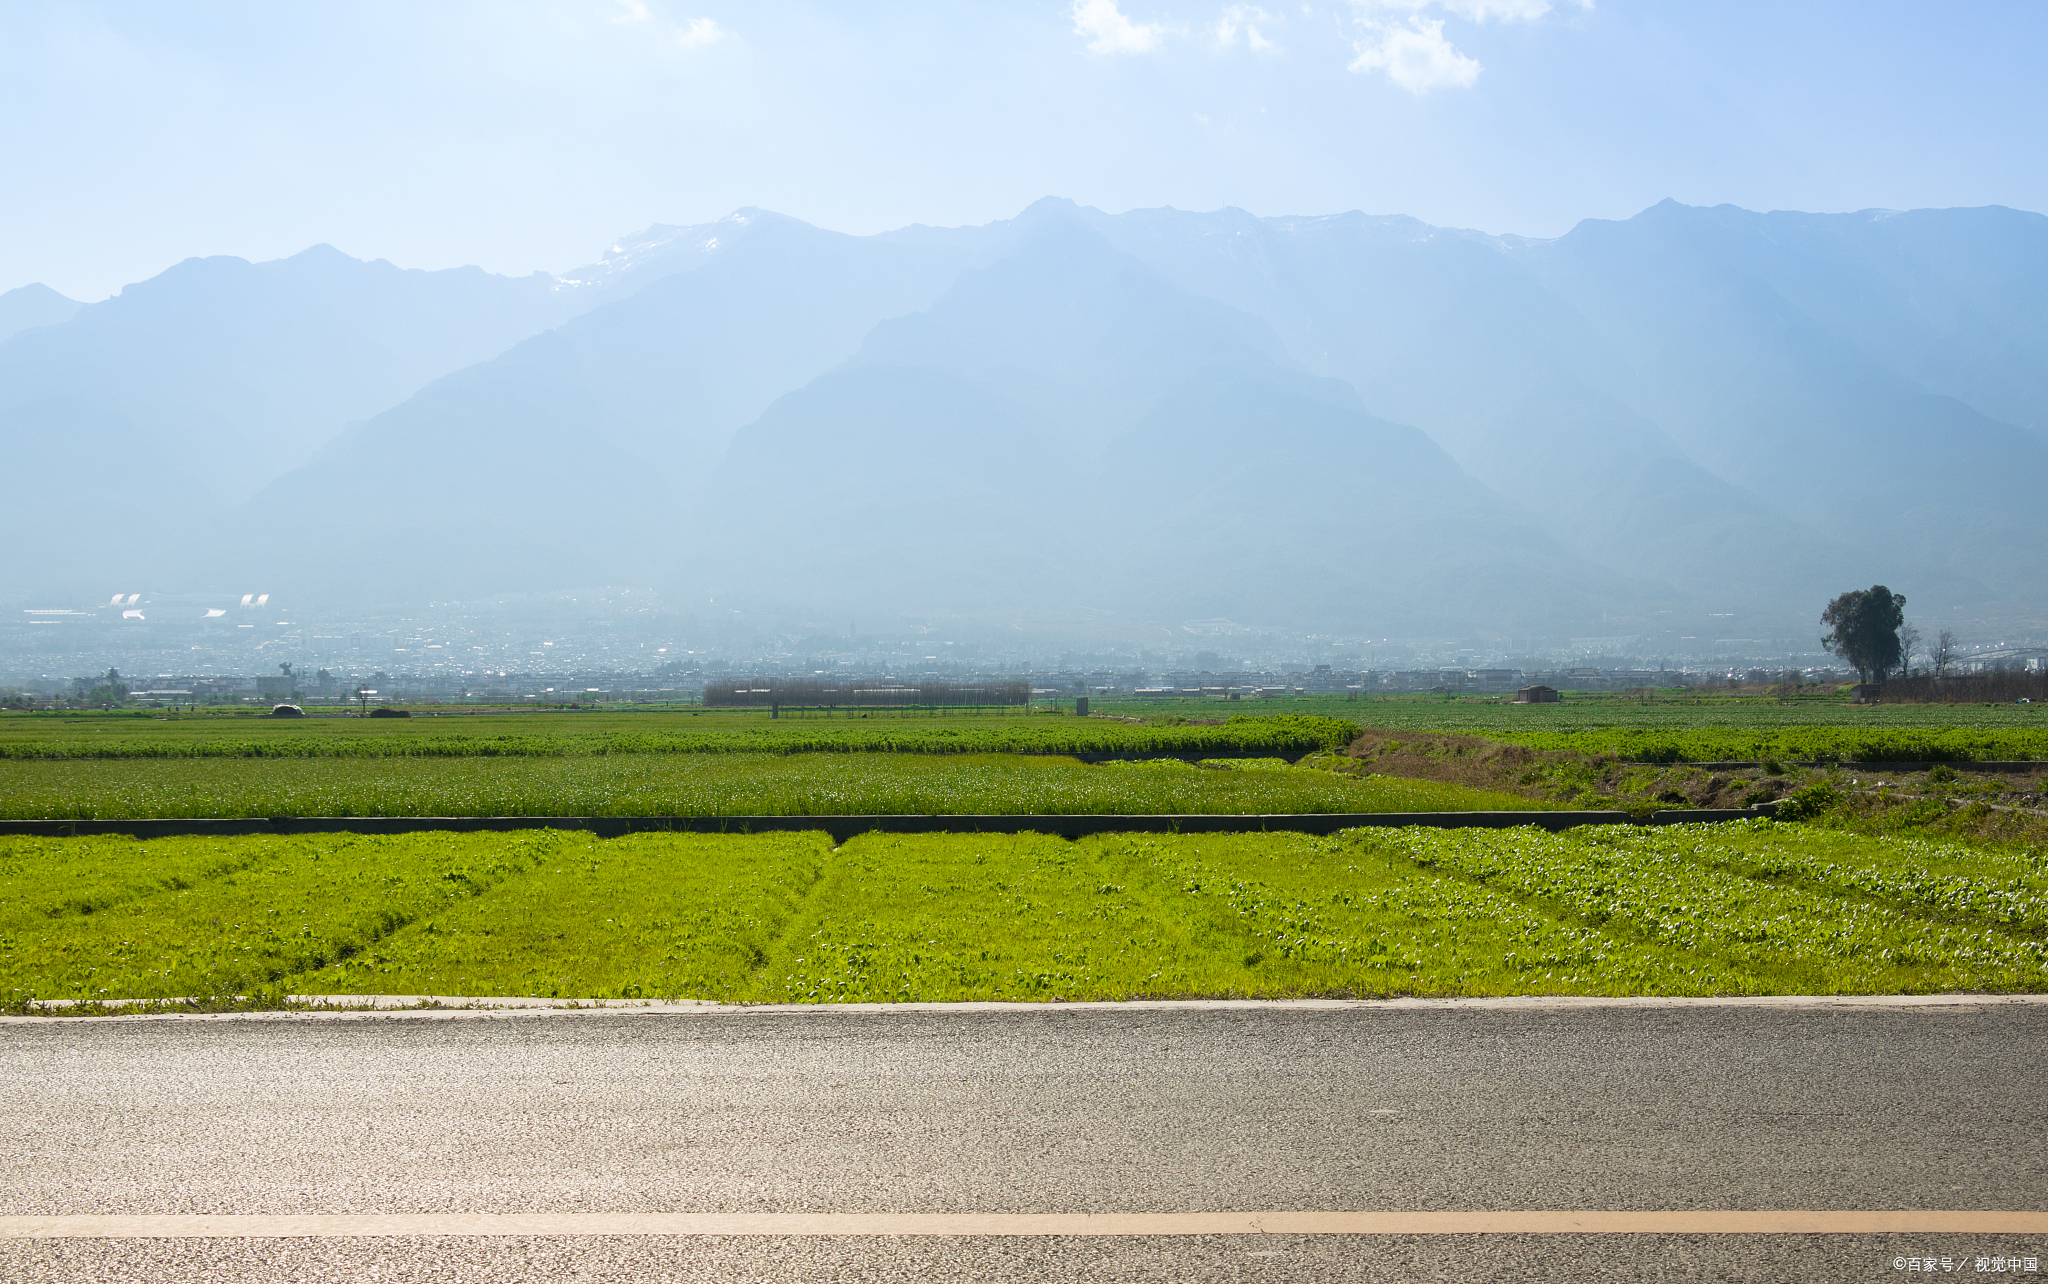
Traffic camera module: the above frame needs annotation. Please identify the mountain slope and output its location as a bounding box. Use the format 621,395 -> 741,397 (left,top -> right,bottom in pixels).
1617,203 -> 2048,437
0,247 -> 580,505
695,214 -> 1650,634
0,283 -> 80,345
1521,201 -> 2048,607
1078,200 -> 2044,629
219,211 -> 989,601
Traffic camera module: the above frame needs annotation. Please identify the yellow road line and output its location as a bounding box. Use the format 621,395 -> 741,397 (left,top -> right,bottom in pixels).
3,1211 -> 2043,1239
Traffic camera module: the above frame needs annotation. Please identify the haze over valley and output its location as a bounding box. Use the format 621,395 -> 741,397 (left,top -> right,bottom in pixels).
6,195 -> 2046,668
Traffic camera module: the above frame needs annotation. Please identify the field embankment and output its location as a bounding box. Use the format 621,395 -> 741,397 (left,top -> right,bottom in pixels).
1340,728 -> 2048,845
1484,726 -> 2048,764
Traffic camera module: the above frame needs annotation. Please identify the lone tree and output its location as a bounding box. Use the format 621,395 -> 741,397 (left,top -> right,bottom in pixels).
1821,585 -> 1907,684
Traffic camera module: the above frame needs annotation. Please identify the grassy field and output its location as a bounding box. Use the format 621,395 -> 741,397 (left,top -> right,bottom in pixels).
6,821 -> 2041,1006
1120,693 -> 2045,731
8,699 -> 2041,768
0,752 -> 1541,820
1133,695 -> 2048,762
0,710 -> 1355,760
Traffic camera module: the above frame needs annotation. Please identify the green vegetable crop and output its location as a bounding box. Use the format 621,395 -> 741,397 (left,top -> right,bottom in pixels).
7,820 -> 2041,1007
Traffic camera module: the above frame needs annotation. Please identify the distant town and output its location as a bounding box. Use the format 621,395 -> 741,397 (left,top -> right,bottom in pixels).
19,655 -> 2048,712
6,590 -> 2045,710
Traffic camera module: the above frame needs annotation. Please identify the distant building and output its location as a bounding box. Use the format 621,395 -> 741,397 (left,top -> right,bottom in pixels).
1513,685 -> 1559,704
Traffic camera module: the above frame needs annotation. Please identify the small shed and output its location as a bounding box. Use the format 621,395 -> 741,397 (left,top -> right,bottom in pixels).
1513,685 -> 1559,704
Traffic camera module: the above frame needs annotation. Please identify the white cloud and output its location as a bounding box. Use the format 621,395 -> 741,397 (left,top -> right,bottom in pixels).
1358,0 -> 1577,18
1214,4 -> 1279,51
1348,16 -> 1479,92
1071,0 -> 1166,55
675,16 -> 726,49
1438,0 -> 1553,19
611,3 -> 726,50
1345,0 -> 1583,91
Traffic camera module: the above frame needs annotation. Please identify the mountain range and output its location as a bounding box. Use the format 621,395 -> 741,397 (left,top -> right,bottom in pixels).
5,198 -> 2045,643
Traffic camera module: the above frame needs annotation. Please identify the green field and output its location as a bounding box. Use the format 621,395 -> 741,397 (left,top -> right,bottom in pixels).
0,710 -> 1356,761
6,822 -> 2041,1006
1111,692 -> 2048,730
6,699 -> 2040,769
1131,693 -> 2042,732
1132,696 -> 2047,762
1129,695 -> 2048,762
0,752 -> 1538,820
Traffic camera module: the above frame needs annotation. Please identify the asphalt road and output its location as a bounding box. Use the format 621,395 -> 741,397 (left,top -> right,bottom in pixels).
3,1002 -> 2044,1281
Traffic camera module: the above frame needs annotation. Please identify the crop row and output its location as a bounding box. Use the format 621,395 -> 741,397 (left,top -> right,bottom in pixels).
1339,697 -> 2048,734
1670,824 -> 2048,936
0,714 -> 1359,761
1110,836 -> 1742,995
2,831 -> 567,1000
1371,823 -> 2048,992
6,821 -> 2044,1005
0,751 -> 1538,820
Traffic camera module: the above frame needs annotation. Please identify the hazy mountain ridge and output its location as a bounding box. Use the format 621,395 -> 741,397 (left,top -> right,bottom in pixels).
0,283 -> 81,345
0,246 -> 585,507
694,209 -> 1654,634
6,197 -> 2044,640
1080,198 -> 2046,629
206,210 -> 993,603
551,211 -> 747,300
1516,202 -> 2048,597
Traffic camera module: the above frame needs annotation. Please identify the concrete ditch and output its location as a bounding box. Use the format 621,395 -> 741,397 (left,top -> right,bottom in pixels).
0,806 -> 1777,843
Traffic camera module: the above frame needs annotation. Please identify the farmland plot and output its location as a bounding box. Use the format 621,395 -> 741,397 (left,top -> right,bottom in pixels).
5,822 -> 2041,1007
0,751 -> 1536,820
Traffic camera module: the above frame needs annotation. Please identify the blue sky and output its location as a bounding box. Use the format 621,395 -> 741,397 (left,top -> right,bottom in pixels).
5,0 -> 2046,299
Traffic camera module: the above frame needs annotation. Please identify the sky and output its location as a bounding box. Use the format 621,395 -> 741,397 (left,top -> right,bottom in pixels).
5,0 -> 2047,300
